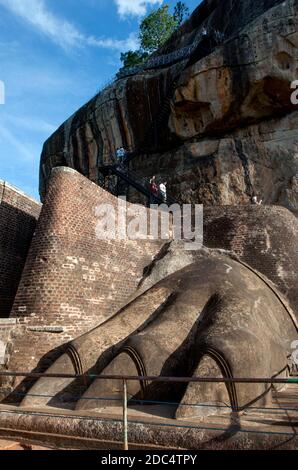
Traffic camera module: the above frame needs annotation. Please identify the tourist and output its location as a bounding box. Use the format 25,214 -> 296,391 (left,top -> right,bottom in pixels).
149,176 -> 158,204
116,147 -> 126,165
115,147 -> 120,167
159,181 -> 167,203
251,195 -> 262,205
121,147 -> 127,162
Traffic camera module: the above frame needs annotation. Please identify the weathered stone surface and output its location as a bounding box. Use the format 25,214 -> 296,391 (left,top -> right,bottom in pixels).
0,403 -> 298,449
0,169 -> 295,412
6,167 -> 165,380
203,205 -> 298,314
40,0 -> 298,213
20,246 -> 297,418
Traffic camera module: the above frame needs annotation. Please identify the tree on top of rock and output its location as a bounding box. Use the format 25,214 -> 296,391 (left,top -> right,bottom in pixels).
120,50 -> 149,70
140,5 -> 178,54
117,2 -> 190,77
173,1 -> 190,26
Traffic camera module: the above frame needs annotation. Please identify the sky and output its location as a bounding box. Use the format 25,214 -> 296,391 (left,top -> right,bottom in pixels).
0,0 -> 200,201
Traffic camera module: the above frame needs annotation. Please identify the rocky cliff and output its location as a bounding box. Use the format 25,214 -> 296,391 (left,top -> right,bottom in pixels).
40,0 -> 298,213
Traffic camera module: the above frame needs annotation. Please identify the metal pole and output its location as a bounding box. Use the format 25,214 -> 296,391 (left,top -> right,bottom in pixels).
1,371 -> 297,384
123,379 -> 128,451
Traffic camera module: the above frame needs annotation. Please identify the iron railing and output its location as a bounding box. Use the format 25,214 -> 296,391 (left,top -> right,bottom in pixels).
0,371 -> 297,450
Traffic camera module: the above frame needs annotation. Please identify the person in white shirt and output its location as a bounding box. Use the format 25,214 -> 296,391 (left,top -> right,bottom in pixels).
159,182 -> 167,203
251,195 -> 262,205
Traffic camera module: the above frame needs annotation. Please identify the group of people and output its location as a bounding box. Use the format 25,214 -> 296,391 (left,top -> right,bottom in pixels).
149,176 -> 167,203
115,145 -> 263,207
115,146 -> 168,203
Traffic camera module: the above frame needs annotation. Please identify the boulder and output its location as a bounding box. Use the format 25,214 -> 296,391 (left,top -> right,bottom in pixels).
39,0 -> 298,213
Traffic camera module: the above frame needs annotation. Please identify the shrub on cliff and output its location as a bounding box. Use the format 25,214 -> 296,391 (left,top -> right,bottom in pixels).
119,50 -> 149,71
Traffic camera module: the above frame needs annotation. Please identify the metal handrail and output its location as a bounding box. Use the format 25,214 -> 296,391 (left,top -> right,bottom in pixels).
117,28 -> 225,79
1,370 -> 296,450
118,165 -> 177,205
0,371 -> 297,384
102,164 -> 178,205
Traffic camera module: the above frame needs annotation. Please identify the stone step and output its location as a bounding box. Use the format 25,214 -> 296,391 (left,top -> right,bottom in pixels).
0,439 -> 28,450
0,439 -> 50,451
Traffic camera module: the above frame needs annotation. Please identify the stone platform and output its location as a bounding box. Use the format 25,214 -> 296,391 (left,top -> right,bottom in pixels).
0,383 -> 297,450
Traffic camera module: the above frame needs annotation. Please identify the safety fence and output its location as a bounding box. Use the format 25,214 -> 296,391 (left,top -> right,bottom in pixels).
95,25 -> 226,101
117,28 -> 226,79
0,371 -> 297,450
113,165 -> 178,206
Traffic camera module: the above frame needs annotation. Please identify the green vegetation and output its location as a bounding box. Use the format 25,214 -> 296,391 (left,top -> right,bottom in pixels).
139,5 -> 178,54
173,1 -> 190,26
117,2 -> 190,77
119,50 -> 149,69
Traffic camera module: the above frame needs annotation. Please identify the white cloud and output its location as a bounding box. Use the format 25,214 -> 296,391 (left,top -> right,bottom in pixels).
114,0 -> 163,17
0,0 -> 138,51
0,123 -> 34,162
2,113 -> 57,134
86,32 -> 139,51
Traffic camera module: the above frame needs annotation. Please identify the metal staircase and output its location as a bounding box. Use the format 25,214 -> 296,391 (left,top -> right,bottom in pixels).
101,164 -> 177,206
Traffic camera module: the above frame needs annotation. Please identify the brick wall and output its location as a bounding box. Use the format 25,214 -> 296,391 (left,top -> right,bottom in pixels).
8,168 -> 165,374
0,182 -> 41,318
5,170 -> 297,378
203,205 -> 298,314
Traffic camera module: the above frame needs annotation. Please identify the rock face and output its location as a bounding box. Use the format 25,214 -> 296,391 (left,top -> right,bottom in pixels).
19,245 -> 297,417
40,0 -> 298,213
74,249 -> 296,417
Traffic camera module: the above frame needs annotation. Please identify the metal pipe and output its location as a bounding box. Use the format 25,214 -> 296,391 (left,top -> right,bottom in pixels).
123,379 -> 128,451
0,371 -> 297,384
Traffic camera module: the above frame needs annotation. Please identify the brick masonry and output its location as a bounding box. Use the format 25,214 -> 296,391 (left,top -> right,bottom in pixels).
0,182 -> 41,319
8,167 -> 165,374
2,170 -> 297,386
203,205 -> 298,315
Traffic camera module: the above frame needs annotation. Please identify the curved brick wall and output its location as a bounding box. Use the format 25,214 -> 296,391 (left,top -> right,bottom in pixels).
4,169 -> 297,380
8,167 -> 164,373
203,205 -> 298,315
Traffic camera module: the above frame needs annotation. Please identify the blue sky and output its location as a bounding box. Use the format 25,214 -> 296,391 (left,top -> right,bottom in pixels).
0,0 -> 199,200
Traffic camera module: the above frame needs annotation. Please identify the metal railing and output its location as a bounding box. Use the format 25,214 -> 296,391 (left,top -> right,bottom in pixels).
117,28 -> 226,79
1,370 -> 298,383
101,164 -> 178,206
94,25 -> 226,103
0,371 -> 297,450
